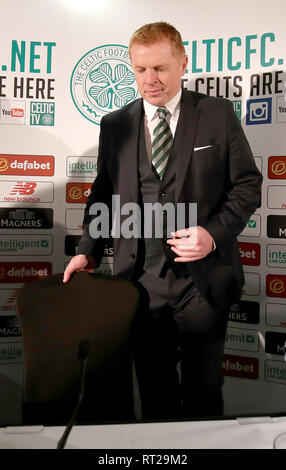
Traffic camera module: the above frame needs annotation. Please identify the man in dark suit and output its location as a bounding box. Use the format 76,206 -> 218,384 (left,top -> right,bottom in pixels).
64,22 -> 262,420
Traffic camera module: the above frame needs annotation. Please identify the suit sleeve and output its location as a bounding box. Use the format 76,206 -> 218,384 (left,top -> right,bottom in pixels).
202,99 -> 263,250
76,117 -> 113,266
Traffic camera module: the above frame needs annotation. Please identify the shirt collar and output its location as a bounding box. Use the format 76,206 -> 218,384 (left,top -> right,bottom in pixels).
143,88 -> 182,122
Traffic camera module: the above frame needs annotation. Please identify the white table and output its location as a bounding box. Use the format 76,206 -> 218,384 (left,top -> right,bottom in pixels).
1,416 -> 286,449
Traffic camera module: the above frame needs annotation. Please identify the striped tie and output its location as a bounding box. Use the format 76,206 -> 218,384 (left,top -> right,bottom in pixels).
152,107 -> 173,179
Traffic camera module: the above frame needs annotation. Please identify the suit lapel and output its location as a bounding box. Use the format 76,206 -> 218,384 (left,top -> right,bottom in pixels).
175,89 -> 200,201
120,99 -> 143,203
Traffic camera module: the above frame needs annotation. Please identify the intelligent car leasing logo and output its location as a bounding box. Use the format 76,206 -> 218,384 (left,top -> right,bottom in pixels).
70,45 -> 139,125
246,98 -> 272,125
265,360 -> 286,385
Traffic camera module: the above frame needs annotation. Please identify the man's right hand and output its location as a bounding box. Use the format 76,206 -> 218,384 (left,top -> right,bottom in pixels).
63,254 -> 96,283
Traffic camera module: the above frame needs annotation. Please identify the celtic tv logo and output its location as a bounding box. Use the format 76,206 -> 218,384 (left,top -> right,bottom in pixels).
70,44 -> 139,125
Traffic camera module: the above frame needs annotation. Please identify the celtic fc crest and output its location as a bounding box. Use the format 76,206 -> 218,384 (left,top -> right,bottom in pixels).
70,44 -> 139,125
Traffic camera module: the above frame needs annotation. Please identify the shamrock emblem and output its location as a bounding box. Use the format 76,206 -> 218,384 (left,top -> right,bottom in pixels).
89,62 -> 136,109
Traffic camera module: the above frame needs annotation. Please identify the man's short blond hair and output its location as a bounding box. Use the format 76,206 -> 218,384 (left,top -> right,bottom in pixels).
129,22 -> 186,58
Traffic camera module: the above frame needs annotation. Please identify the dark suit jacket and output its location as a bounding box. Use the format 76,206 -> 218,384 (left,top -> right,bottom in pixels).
77,88 -> 262,310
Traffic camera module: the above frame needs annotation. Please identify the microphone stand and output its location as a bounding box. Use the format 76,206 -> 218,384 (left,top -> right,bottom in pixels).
57,354 -> 89,449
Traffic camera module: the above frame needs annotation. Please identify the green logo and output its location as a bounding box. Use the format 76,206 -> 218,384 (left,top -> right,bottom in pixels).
30,102 -> 55,126
246,335 -> 255,343
248,219 -> 257,228
70,44 -> 139,125
232,100 -> 242,121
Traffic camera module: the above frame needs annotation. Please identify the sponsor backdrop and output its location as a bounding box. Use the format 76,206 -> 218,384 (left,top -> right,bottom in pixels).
0,0 -> 285,424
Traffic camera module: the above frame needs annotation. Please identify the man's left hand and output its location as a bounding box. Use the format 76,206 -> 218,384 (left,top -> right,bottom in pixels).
167,226 -> 214,262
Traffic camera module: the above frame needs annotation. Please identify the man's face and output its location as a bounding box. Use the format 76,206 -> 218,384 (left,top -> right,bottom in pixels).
130,38 -> 188,106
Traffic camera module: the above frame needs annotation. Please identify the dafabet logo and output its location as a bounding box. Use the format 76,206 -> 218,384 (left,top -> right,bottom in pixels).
266,274 -> 286,298
0,154 -> 54,176
268,156 -> 286,179
0,262 -> 52,283
222,354 -> 259,379
239,242 -> 260,266
66,182 -> 92,203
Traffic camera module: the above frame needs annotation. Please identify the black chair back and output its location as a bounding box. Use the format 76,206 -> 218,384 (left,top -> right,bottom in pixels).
17,271 -> 140,425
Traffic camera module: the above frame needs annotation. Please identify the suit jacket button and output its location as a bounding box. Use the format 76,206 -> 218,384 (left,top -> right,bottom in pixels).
130,253 -> 136,259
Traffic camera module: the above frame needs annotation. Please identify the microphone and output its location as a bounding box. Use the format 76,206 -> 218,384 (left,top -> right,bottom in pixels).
57,338 -> 90,449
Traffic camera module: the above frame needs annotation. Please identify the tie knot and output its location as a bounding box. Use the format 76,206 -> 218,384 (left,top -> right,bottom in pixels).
157,107 -> 168,120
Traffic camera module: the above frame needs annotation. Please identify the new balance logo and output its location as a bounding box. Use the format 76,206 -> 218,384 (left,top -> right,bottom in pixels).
9,182 -> 37,195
